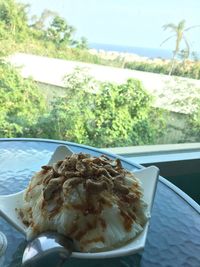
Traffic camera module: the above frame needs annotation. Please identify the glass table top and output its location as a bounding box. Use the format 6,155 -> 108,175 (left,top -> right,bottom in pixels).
0,139 -> 199,267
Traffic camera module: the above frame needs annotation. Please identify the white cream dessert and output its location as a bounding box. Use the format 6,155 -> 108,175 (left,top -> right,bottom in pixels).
20,153 -> 148,252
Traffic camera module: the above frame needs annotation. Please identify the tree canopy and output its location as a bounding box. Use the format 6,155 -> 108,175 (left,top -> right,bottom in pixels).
46,16 -> 76,47
0,0 -> 87,49
0,0 -> 30,40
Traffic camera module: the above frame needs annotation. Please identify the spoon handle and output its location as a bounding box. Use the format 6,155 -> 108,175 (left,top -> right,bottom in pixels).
22,232 -> 73,267
22,248 -> 70,267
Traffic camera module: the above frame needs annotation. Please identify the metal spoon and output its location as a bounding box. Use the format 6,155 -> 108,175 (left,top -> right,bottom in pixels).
22,232 -> 74,267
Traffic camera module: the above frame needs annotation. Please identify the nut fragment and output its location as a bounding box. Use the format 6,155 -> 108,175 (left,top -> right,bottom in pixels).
114,180 -> 129,194
43,177 -> 64,200
85,179 -> 108,194
63,177 -> 83,195
40,153 -> 139,217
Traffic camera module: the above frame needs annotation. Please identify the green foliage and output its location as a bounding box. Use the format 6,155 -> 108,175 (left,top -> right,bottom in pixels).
0,0 -> 30,41
0,0 -> 119,66
124,61 -> 200,80
46,15 -> 76,47
0,0 -> 198,147
91,79 -> 163,147
0,0 -> 200,80
76,37 -> 88,50
185,103 -> 200,142
0,61 -> 46,137
35,69 -> 164,147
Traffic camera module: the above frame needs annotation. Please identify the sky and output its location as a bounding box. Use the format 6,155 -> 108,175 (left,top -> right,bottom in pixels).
20,0 -> 200,51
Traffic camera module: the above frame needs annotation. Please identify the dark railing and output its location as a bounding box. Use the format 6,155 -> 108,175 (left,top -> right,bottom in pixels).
106,143 -> 200,204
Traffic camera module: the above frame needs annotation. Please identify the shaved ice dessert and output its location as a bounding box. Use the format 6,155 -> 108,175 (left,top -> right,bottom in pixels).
20,153 -> 148,252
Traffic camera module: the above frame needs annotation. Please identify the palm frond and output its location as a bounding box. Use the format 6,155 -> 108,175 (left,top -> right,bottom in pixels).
162,23 -> 177,31
184,25 -> 200,32
160,35 -> 176,46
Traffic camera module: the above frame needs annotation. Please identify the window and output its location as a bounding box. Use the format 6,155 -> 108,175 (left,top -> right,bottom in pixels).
1,0 -> 200,148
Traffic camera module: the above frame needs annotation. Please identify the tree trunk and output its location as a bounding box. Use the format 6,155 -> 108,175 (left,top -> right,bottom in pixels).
169,52 -> 176,75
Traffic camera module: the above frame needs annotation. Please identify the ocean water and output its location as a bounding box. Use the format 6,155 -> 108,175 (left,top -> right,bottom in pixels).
89,43 -> 173,59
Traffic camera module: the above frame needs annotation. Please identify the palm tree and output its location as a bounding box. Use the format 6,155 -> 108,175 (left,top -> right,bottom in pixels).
161,20 -> 199,75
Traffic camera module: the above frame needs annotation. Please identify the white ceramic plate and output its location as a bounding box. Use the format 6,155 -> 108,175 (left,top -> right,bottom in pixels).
0,145 -> 159,259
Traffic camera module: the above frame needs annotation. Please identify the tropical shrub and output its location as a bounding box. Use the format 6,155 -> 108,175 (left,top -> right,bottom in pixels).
36,69 -> 164,147
0,61 -> 46,137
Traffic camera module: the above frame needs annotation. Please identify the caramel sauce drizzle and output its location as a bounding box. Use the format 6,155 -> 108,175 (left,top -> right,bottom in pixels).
24,152 -> 144,242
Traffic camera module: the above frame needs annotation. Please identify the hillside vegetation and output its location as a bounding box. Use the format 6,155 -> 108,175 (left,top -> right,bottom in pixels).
0,0 -> 199,145
0,0 -> 200,79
